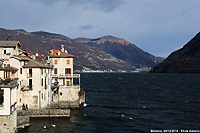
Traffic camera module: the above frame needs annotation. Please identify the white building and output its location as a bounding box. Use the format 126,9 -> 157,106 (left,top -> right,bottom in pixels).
9,55 -> 52,109
0,41 -> 21,60
0,65 -> 18,133
49,45 -> 81,104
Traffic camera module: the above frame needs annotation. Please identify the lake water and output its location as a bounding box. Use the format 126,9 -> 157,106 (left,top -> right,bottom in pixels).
17,73 -> 200,132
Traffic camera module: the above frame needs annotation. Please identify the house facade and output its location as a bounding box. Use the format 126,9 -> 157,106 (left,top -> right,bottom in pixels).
49,45 -> 81,103
0,41 -> 84,132
9,55 -> 52,109
0,41 -> 21,60
0,65 -> 18,133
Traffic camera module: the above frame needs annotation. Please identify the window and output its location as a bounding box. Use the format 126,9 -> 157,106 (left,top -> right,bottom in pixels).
29,79 -> 32,89
41,68 -> 43,75
41,78 -> 43,86
65,68 -> 71,75
12,70 -> 15,75
4,50 -> 6,54
54,59 -> 57,64
67,60 -> 70,64
4,70 -> 10,78
0,89 -> 4,107
67,81 -> 70,86
29,69 -> 32,77
45,78 -> 47,89
20,68 -> 22,74
54,68 -> 57,74
60,92 -> 62,96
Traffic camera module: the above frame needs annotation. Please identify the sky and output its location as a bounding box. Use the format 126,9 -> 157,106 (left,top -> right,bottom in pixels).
0,0 -> 200,57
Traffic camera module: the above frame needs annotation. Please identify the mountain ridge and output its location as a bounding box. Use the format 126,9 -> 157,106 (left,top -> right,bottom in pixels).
0,28 -> 163,71
150,32 -> 200,73
74,36 -> 164,68
75,35 -> 131,46
0,28 -> 134,71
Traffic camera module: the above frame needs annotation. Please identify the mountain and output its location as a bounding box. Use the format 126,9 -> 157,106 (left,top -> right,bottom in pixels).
0,28 -> 133,71
150,32 -> 200,73
74,35 -> 164,68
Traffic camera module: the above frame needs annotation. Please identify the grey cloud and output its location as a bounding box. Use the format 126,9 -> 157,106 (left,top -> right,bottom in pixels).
80,25 -> 93,30
1,0 -> 200,57
93,0 -> 125,12
31,0 -> 125,12
30,0 -> 57,6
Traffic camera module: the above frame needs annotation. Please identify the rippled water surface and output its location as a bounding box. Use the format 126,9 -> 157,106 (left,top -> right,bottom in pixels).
18,73 -> 200,132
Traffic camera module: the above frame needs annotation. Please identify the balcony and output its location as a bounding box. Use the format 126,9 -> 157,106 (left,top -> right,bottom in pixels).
21,85 -> 33,91
0,78 -> 18,87
52,74 -> 80,78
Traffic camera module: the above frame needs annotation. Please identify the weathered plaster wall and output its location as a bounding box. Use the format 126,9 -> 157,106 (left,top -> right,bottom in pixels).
0,111 -> 17,133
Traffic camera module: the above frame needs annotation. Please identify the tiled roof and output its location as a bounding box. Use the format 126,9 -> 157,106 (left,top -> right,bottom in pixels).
11,55 -> 30,61
51,50 -> 67,55
11,55 -> 51,68
0,41 -> 21,48
0,66 -> 18,71
49,54 -> 75,58
49,49 -> 75,58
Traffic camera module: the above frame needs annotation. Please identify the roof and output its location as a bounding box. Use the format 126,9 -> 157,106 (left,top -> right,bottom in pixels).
51,50 -> 67,55
49,54 -> 75,58
10,55 -> 30,61
0,41 -> 21,48
0,66 -> 18,71
11,55 -> 51,68
49,49 -> 75,58
23,59 -> 51,68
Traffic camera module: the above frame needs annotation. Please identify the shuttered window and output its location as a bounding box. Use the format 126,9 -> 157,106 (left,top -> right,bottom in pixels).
54,68 -> 57,74
29,69 -> 32,77
67,60 -> 70,64
54,59 -> 57,64
65,68 -> 71,74
29,79 -> 32,89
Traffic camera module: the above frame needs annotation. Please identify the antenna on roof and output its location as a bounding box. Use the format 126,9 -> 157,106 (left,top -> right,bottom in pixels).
61,44 -> 64,52
5,34 -> 11,41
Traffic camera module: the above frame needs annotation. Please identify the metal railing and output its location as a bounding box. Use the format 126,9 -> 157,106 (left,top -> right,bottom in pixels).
0,78 -> 18,86
61,85 -> 80,89
21,85 -> 33,91
52,74 -> 80,78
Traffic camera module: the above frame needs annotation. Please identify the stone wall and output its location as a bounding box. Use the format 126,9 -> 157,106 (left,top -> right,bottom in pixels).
0,111 -> 17,133
59,86 -> 80,102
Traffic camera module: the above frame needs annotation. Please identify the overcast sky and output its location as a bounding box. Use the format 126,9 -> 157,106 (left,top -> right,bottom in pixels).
0,0 -> 200,57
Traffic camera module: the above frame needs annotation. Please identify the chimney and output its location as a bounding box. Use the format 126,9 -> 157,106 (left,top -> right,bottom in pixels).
61,44 -> 64,52
65,50 -> 68,54
50,49 -> 53,54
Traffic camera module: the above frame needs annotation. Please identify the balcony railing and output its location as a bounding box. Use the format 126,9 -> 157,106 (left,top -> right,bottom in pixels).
61,85 -> 80,89
21,85 -> 33,91
52,74 -> 80,78
0,78 -> 18,87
